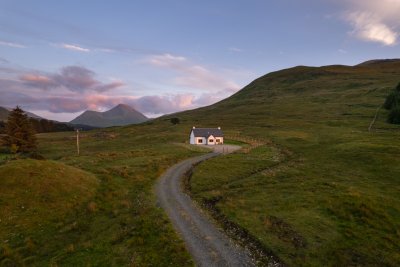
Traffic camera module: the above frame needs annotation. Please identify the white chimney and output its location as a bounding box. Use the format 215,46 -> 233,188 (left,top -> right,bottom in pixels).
193,126 -> 196,129
218,126 -> 221,130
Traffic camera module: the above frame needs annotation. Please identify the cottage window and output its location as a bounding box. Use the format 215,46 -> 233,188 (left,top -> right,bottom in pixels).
209,139 -> 214,142
216,139 -> 220,142
198,139 -> 203,144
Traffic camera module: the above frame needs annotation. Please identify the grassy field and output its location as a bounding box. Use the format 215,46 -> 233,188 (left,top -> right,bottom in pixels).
185,61 -> 400,266
1,60 -> 400,266
0,122 -> 209,266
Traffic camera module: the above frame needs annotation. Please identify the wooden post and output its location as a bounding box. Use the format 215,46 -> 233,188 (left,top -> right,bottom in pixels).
76,129 -> 80,155
368,105 -> 382,132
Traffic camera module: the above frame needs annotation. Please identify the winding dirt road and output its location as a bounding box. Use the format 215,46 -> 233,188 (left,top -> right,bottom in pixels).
156,145 -> 255,267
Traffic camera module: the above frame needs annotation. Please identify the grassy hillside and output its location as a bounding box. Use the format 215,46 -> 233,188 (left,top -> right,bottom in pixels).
0,123 -> 211,266
0,159 -> 98,265
1,60 -> 399,266
183,60 -> 400,266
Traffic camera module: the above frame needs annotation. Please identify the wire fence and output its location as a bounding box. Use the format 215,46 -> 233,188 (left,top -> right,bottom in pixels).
225,134 -> 271,153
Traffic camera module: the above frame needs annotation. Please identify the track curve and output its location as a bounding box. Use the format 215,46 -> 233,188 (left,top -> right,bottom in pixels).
156,148 -> 255,267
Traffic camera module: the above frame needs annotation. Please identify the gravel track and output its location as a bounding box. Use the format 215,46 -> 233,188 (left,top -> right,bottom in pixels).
156,146 -> 255,267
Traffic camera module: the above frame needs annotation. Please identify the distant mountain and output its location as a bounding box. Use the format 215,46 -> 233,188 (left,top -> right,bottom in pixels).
0,106 -> 96,133
70,104 -> 148,127
0,106 -> 43,121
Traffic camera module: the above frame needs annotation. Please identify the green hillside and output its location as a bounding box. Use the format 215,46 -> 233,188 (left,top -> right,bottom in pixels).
1,59 -> 399,266
0,126 -> 205,266
0,159 -> 99,265
183,60 -> 400,266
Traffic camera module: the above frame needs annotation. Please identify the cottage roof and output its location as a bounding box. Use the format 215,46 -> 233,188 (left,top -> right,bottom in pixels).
192,128 -> 223,138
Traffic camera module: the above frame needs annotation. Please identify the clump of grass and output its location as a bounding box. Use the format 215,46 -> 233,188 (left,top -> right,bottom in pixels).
86,201 -> 98,213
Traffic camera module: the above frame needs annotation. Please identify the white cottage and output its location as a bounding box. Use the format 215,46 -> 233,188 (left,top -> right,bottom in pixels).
189,127 -> 224,145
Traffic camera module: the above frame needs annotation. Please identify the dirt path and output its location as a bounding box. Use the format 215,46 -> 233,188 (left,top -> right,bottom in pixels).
156,145 -> 255,267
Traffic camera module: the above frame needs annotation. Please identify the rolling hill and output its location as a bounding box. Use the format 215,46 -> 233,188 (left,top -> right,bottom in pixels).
0,159 -> 99,265
70,104 -> 148,127
1,59 -> 399,266
177,59 -> 400,266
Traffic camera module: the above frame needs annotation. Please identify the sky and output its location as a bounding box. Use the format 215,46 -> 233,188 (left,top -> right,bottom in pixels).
0,0 -> 399,121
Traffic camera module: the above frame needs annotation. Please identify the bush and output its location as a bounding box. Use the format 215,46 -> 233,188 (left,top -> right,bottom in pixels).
384,82 -> 400,124
384,91 -> 399,110
388,107 -> 400,124
170,117 -> 180,125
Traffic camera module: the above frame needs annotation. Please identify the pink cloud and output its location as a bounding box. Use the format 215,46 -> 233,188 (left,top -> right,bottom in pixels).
342,0 -> 400,45
146,53 -> 240,91
0,87 -> 235,118
18,65 -> 124,92
20,74 -> 57,90
0,61 -> 241,120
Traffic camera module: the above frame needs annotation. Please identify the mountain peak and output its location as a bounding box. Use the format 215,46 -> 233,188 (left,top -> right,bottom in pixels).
113,103 -> 133,110
70,104 -> 148,127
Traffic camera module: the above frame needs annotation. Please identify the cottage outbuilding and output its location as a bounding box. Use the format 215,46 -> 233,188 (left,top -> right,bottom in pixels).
189,127 -> 224,145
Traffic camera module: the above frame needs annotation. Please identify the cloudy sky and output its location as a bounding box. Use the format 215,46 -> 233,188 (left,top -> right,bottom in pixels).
0,0 -> 399,121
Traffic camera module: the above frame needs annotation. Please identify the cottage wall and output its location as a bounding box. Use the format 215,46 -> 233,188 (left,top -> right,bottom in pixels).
189,128 -> 224,145
207,135 -> 215,145
189,131 -> 195,144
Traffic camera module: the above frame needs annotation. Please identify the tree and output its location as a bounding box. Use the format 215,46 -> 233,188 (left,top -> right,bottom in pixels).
383,91 -> 399,110
384,82 -> 400,124
170,117 -> 180,125
2,106 -> 37,153
388,107 -> 400,124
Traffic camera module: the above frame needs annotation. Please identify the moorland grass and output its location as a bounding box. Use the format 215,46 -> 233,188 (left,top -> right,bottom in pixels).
186,62 -> 400,266
1,60 -> 400,266
1,122 -> 207,266
0,159 -> 99,265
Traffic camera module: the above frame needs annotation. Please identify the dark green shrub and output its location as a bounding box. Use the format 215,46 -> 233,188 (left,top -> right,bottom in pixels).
384,91 -> 399,110
385,82 -> 400,124
170,117 -> 180,125
388,107 -> 400,124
